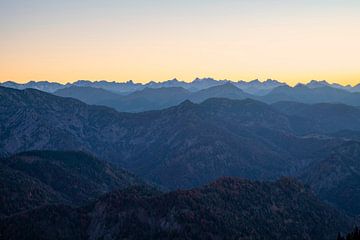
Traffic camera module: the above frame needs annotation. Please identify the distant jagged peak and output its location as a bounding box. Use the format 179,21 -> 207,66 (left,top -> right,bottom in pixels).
2,80 -> 62,85
306,80 -> 331,88
3,78 -> 359,95
250,79 -> 261,84
73,79 -> 92,84
309,79 -> 330,84
145,78 -> 188,88
306,80 -> 353,91
1,80 -> 17,84
195,82 -> 244,93
28,80 -> 52,84
263,78 -> 286,85
166,77 -> 181,83
73,79 -> 139,85
193,77 -> 218,82
294,83 -> 307,88
264,78 -> 279,83
147,78 -> 183,84
234,79 -> 286,89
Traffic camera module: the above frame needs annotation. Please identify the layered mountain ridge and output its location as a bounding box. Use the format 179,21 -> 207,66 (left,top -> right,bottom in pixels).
0,177 -> 352,240
1,86 -> 352,190
3,78 -> 359,95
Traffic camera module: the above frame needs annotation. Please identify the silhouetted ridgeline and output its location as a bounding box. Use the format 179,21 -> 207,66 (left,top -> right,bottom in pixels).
0,78 -> 287,94
337,227 -> 360,240
0,177 -> 352,240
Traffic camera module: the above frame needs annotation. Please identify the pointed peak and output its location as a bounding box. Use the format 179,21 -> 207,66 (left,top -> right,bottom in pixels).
250,79 -> 260,83
178,99 -> 195,107
193,77 -> 216,82
294,83 -> 308,88
265,79 -> 277,83
309,79 -> 329,84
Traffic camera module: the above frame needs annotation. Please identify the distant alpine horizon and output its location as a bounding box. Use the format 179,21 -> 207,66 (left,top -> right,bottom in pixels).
1,78 -> 359,88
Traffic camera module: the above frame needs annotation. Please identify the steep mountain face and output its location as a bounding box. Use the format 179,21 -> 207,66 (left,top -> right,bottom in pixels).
300,142 -> 360,216
0,150 -> 142,216
272,101 -> 360,134
0,162 -> 67,217
0,86 -> 348,189
262,85 -> 360,106
0,177 -> 352,240
54,86 -> 121,105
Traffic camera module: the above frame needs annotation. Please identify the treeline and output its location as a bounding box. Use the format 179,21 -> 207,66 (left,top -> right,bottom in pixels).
338,227 -> 360,240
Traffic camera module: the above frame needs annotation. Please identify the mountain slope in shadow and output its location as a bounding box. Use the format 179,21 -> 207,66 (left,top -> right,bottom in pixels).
0,150 -> 143,216
0,177 -> 352,240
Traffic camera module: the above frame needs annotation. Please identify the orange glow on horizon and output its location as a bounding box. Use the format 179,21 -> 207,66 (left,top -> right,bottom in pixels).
1,1 -> 359,86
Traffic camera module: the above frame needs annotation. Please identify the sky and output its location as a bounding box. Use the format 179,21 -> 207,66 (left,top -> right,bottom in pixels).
0,0 -> 360,86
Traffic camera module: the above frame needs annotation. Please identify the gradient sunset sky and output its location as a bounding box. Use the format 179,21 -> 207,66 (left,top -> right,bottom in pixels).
1,0 -> 359,85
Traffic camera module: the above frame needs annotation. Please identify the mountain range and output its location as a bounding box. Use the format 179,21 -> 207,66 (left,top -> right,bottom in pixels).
1,86 -> 351,189
51,82 -> 360,113
2,78 -> 359,95
262,84 -> 360,106
2,85 -> 360,214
